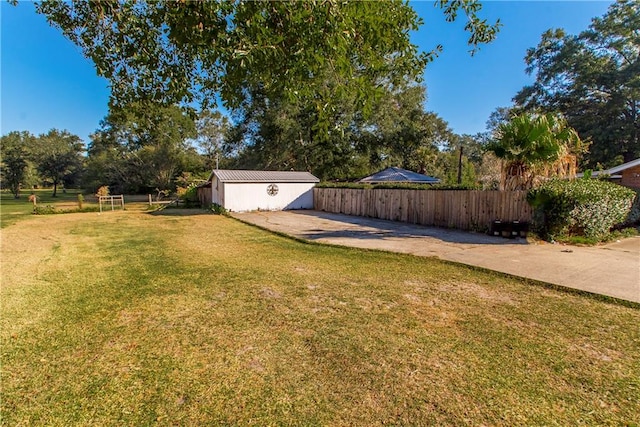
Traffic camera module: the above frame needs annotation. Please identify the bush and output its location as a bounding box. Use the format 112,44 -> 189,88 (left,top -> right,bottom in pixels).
33,205 -> 57,215
527,179 -> 636,240
176,184 -> 200,207
96,186 -> 110,197
210,203 -> 227,215
624,189 -> 640,225
316,182 -> 479,190
32,205 -> 101,215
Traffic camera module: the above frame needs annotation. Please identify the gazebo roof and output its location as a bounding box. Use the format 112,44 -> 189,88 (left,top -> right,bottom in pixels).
359,167 -> 440,184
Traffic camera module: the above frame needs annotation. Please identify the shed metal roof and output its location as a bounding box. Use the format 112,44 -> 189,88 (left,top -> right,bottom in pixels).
209,169 -> 319,183
359,167 -> 440,184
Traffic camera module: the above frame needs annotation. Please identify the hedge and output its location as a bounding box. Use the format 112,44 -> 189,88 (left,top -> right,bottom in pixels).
527,179 -> 637,239
316,182 -> 480,190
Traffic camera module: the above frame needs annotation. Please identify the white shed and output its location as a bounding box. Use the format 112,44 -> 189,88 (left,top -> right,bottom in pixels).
198,170 -> 320,212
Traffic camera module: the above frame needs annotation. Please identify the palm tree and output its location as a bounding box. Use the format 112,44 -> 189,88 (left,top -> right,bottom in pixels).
487,113 -> 586,190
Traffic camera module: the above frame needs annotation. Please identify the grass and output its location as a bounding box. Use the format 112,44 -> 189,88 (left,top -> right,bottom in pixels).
1,209 -> 639,425
552,226 -> 640,246
0,190 -> 150,228
0,189 -> 91,228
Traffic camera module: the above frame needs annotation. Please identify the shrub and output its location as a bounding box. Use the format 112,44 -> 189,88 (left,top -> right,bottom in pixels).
33,205 -> 101,215
96,186 -> 110,197
316,182 -> 479,190
527,179 -> 636,240
177,184 -> 200,207
624,189 -> 640,225
210,203 -> 227,215
33,205 -> 57,215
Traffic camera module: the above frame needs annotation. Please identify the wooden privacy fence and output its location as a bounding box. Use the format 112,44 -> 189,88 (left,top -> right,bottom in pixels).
313,188 -> 533,232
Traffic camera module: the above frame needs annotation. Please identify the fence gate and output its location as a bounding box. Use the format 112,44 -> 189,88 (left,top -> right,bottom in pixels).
99,195 -> 125,213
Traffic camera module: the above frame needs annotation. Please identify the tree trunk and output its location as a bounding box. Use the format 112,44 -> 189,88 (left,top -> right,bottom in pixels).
52,180 -> 58,197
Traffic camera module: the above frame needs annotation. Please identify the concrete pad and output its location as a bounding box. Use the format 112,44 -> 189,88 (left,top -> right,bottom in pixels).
232,210 -> 640,303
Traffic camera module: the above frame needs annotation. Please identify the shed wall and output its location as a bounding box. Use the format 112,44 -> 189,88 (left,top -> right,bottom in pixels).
223,182 -> 315,212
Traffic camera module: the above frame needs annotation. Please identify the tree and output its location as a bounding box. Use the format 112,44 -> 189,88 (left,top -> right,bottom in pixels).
486,113 -> 586,190
359,85 -> 453,175
86,103 -> 198,193
225,80 -> 455,181
34,129 -> 84,196
1,131 -> 35,198
193,110 -> 231,171
435,134 -> 484,186
227,82 -> 364,180
30,1 -> 499,123
514,0 -> 640,167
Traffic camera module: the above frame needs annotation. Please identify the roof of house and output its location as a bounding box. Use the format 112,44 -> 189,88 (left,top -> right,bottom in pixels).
578,158 -> 640,178
208,169 -> 320,183
604,158 -> 640,174
359,167 -> 440,184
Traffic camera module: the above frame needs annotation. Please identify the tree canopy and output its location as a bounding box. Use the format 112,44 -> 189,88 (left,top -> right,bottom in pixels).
7,1 -> 503,191
33,129 -> 85,196
31,0 -> 499,122
0,131 -> 36,198
224,81 -> 455,181
86,102 -> 199,193
514,0 -> 639,167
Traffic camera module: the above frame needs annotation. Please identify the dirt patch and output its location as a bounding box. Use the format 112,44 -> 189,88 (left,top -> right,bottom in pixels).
403,293 -> 421,304
260,288 -> 281,299
569,342 -> 622,363
439,282 -> 517,305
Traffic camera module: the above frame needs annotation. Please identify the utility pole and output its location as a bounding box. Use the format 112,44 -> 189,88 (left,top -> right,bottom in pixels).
457,146 -> 464,185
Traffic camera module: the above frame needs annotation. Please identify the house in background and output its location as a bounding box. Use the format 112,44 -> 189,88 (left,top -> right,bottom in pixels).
197,170 -> 319,212
359,167 -> 440,184
578,158 -> 640,189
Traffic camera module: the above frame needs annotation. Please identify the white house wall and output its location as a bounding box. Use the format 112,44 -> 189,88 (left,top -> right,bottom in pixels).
222,182 -> 315,212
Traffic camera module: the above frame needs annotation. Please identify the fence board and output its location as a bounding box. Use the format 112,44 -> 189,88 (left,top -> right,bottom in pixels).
314,188 -> 533,232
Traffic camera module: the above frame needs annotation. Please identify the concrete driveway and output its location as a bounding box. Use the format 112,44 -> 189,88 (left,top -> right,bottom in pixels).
232,210 -> 640,304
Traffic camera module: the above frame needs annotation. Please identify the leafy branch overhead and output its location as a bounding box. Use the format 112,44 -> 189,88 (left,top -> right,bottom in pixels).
31,0 -> 499,118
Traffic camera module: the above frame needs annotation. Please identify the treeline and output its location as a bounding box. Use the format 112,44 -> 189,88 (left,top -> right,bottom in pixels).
1,85 -> 493,198
1,130 -> 84,198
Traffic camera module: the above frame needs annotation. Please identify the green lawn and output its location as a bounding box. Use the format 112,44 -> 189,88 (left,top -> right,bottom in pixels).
0,189 -> 91,228
1,209 -> 639,425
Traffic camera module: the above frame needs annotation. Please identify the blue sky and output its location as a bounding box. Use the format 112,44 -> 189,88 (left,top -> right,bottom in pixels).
1,1 -> 612,146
